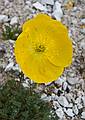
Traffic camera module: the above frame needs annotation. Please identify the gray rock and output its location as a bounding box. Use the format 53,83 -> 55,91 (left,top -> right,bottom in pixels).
81,112 -> 85,119
5,62 -> 14,71
53,100 -> 61,109
67,77 -> 79,85
56,108 -> 64,119
82,96 -> 85,107
52,1 -> 63,21
73,105 -> 79,115
75,97 -> 81,104
80,40 -> 85,49
0,15 -> 8,23
81,18 -> 85,24
4,0 -> 9,6
41,0 -> 54,5
62,82 -> 68,90
81,28 -> 85,34
67,103 -> 73,108
55,77 -> 66,86
10,16 -> 18,25
58,96 -> 69,107
77,103 -> 83,109
22,82 -> 29,88
64,108 -> 75,117
41,93 -> 51,101
33,2 -> 47,11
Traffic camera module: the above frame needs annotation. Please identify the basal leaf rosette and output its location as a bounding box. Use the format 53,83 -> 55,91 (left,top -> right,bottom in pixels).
15,14 -> 73,83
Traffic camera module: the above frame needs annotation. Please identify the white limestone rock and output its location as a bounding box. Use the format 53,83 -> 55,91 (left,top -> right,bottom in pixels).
81,112 -> 85,119
56,108 -> 64,119
5,62 -> 14,71
75,97 -> 81,104
53,100 -> 61,109
67,103 -> 73,108
81,28 -> 85,34
67,77 -> 79,85
81,18 -> 85,24
41,93 -> 51,101
52,1 -> 63,21
33,2 -> 47,11
41,0 -> 54,5
64,108 -> 75,117
22,83 -> 29,88
26,1 -> 31,5
82,96 -> 85,107
55,77 -> 66,86
51,93 -> 56,100
73,105 -> 79,115
4,0 -> 9,6
77,103 -> 83,109
62,82 -> 68,90
80,40 -> 85,49
10,16 -> 18,25
58,96 -> 69,107
0,15 -> 8,23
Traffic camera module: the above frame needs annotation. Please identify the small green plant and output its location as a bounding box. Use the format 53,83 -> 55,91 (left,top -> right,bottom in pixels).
0,80 -> 59,120
2,24 -> 21,40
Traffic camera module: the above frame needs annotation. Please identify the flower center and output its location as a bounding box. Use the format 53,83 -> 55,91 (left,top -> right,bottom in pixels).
35,44 -> 45,53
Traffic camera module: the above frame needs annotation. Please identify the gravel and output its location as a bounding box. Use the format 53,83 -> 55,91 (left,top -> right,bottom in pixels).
0,0 -> 85,120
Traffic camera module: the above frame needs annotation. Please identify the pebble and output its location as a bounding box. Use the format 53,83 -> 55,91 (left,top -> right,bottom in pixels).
9,40 -> 15,44
62,81 -> 68,90
52,1 -> 63,21
56,108 -> 64,119
82,96 -> 85,107
12,65 -> 20,71
41,0 -> 54,5
64,108 -> 75,117
0,15 -> 8,23
10,16 -> 18,25
66,93 -> 75,103
22,82 -> 29,88
55,77 -> 66,86
4,0 -> 9,6
73,105 -> 79,115
75,97 -> 81,104
67,103 -> 73,108
5,62 -> 14,71
77,103 -> 83,109
51,93 -> 56,100
25,1 -> 31,5
58,96 -> 69,107
80,40 -> 85,49
43,96 -> 51,101
53,100 -> 61,109
81,112 -> 85,119
81,18 -> 85,24
67,77 -> 79,85
41,93 -> 47,100
33,2 -> 47,11
81,28 -> 85,34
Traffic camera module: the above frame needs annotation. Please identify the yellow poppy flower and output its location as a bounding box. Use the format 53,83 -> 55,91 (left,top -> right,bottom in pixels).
15,14 -> 73,83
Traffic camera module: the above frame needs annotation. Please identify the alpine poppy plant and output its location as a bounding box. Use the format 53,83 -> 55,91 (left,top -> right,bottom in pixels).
15,14 -> 73,83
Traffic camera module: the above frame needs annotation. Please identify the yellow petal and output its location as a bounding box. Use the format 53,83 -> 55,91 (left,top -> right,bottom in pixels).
45,32 -> 73,67
22,14 -> 73,67
15,13 -> 73,83
15,32 -> 64,83
22,14 -> 51,31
